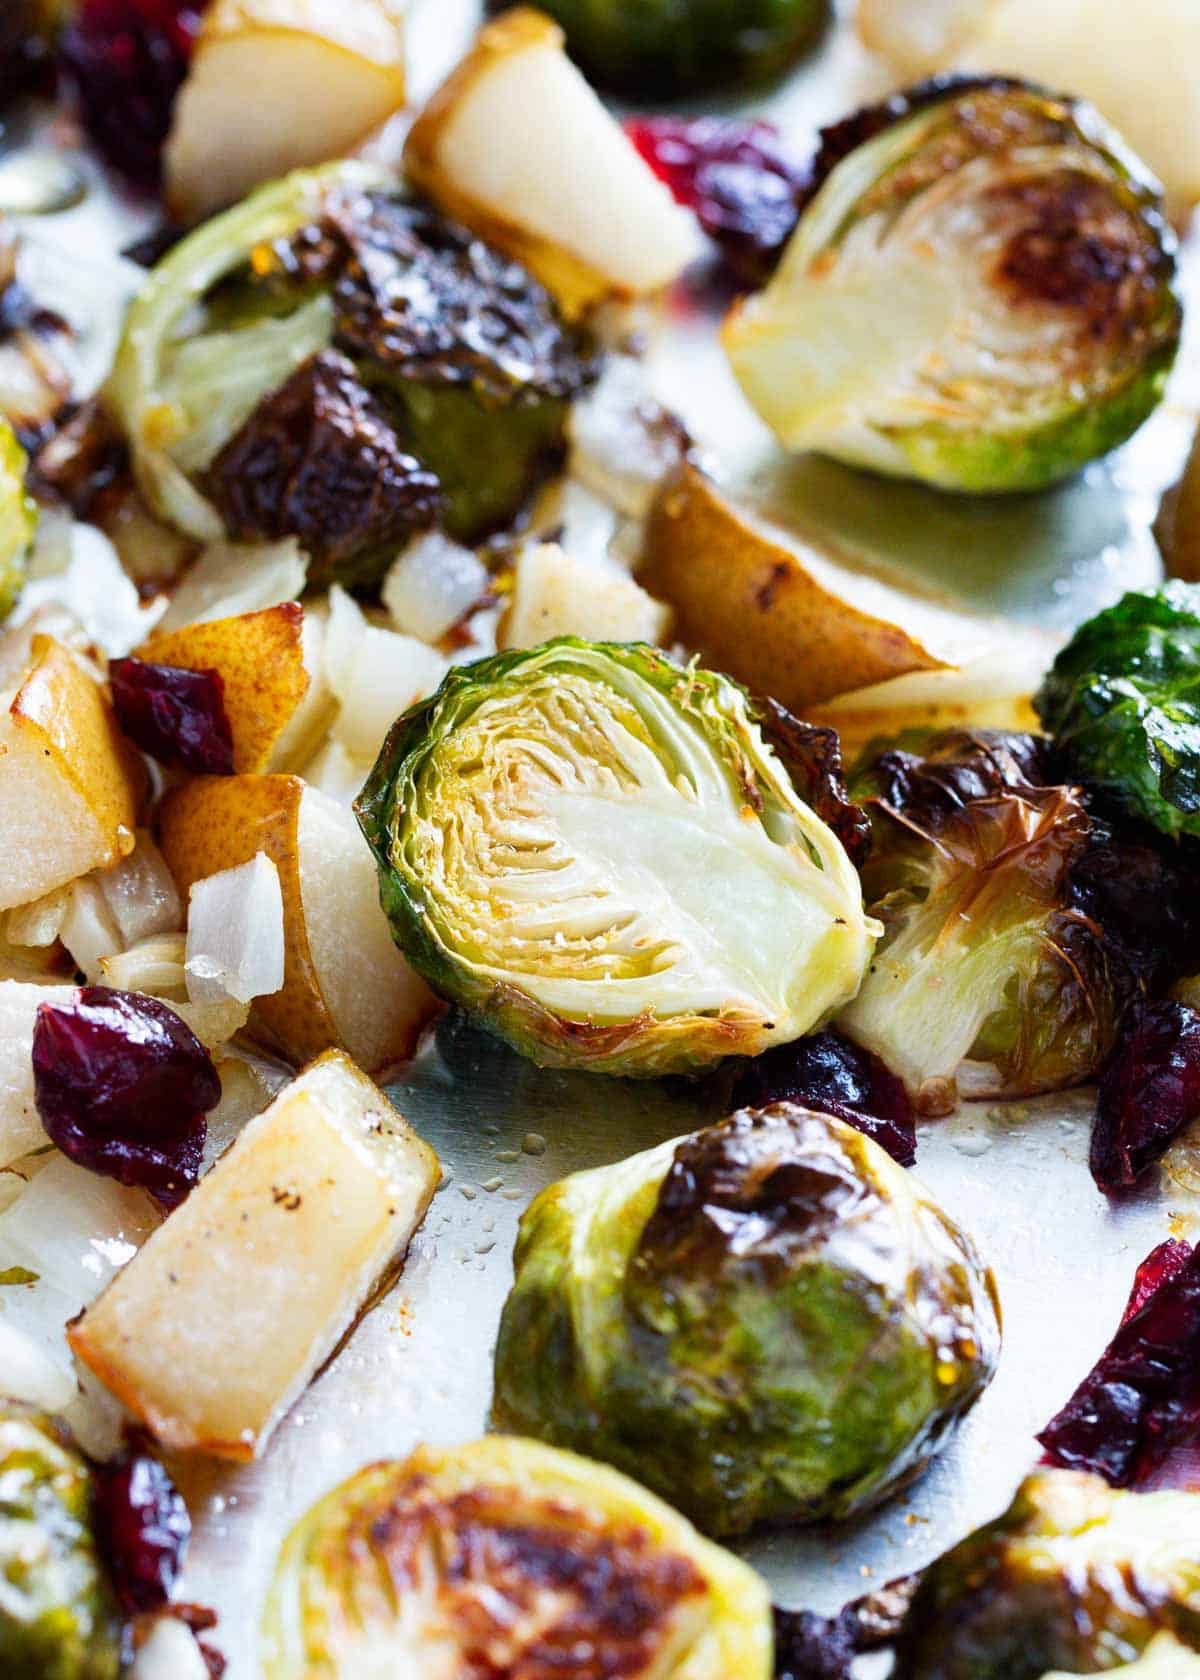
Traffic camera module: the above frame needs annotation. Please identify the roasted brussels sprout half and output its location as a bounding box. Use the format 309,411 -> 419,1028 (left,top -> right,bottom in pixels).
1036,583 -> 1200,842
107,162 -> 595,583
892,1470 -> 1200,1680
0,1407 -> 121,1680
0,419 -> 34,620
838,729 -> 1195,1111
260,1435 -> 772,1679
356,639 -> 877,1077
724,78 -> 1181,494
486,0 -> 829,96
493,1104 -> 1000,1535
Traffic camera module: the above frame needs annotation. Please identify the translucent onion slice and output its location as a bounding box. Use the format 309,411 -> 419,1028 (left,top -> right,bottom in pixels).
185,852 -> 286,1005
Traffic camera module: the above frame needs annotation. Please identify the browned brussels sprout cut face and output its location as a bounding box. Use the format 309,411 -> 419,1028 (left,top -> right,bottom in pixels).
108,161 -> 596,585
725,77 -> 1181,493
259,1436 -> 773,1678
0,1407 -> 121,1680
892,1470 -> 1200,1680
493,1105 -> 1000,1536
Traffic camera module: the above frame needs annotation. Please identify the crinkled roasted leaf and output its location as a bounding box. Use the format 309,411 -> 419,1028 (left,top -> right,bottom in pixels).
356,639 -> 876,1077
493,1105 -> 999,1535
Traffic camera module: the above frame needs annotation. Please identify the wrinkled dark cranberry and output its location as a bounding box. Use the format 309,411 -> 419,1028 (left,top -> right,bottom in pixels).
32,987 -> 221,1208
109,656 -> 235,776
59,0 -> 206,188
774,1578 -> 917,1679
626,117 -> 807,287
93,1436 -> 191,1615
756,702 -> 871,869
1037,1239 -> 1200,1486
733,1031 -> 917,1167
1090,1001 -> 1200,1191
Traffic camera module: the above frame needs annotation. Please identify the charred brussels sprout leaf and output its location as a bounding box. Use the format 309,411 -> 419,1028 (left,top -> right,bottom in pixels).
0,419 -> 34,621
206,351 -> 442,592
755,703 -> 871,869
356,640 -> 876,1077
492,1105 -> 1000,1535
108,162 -> 595,578
0,1407 -> 121,1680
260,1436 -> 772,1679
724,78 -> 1181,493
1035,582 -> 1200,841
838,729 -> 1172,1111
892,1470 -> 1200,1680
486,0 -> 829,97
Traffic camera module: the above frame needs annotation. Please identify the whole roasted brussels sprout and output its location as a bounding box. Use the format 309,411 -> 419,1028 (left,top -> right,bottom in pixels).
0,419 -> 34,619
892,1470 -> 1200,1680
724,78 -> 1182,494
492,1104 -> 1001,1535
838,729 -> 1195,1111
1036,582 -> 1200,842
486,0 -> 829,97
260,1435 -> 772,1679
356,639 -> 876,1077
0,1407 -> 121,1680
108,162 -> 595,584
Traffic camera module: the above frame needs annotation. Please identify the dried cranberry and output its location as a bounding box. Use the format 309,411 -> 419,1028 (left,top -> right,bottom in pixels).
32,987 -> 221,1208
1090,1001 -> 1200,1191
774,1578 -> 917,1679
110,656 -> 235,776
1037,1239 -> 1200,1486
59,0 -> 206,188
93,1437 -> 191,1615
625,117 -> 806,287
733,1031 -> 917,1167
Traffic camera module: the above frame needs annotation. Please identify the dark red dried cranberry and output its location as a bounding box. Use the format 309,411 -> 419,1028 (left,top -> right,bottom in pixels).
1037,1239 -> 1200,1486
733,1031 -> 916,1167
32,987 -> 221,1208
93,1436 -> 191,1615
625,117 -> 806,287
58,0 -> 206,188
774,1578 -> 917,1679
110,656 -> 235,776
1090,1000 -> 1200,1191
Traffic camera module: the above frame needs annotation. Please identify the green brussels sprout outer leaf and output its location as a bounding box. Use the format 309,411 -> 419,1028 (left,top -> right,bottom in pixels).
492,1105 -> 1000,1535
259,1435 -> 773,1679
1035,582 -> 1200,841
0,1407 -> 121,1680
355,639 -> 877,1077
893,1470 -> 1200,1680
487,0 -> 829,97
839,729 -> 1132,1109
0,419 -> 34,622
725,80 -> 1181,493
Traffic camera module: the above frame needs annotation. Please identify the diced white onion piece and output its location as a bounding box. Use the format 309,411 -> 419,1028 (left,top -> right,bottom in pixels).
6,885 -> 70,948
95,832 -> 183,947
203,1055 -> 278,1169
128,1618 -> 211,1680
0,1152 -> 160,1308
500,541 -> 672,650
0,1319 -> 77,1411
170,995 -> 251,1052
185,852 -> 285,1005
325,588 -> 447,761
59,880 -> 123,982
568,355 -> 687,518
0,980 -> 73,1168
300,737 -> 371,807
14,522 -> 165,658
97,932 -> 187,999
158,538 -> 307,632
381,531 -> 490,644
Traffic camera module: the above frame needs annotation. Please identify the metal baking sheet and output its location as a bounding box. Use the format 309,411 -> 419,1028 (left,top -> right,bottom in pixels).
4,2 -> 1200,1672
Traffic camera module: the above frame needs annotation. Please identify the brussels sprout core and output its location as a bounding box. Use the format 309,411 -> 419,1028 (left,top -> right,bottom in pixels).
724,78 -> 1181,493
493,1104 -> 1001,1535
356,639 -> 876,1076
0,1407 -> 121,1680
260,1436 -> 772,1679
893,1470 -> 1200,1680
